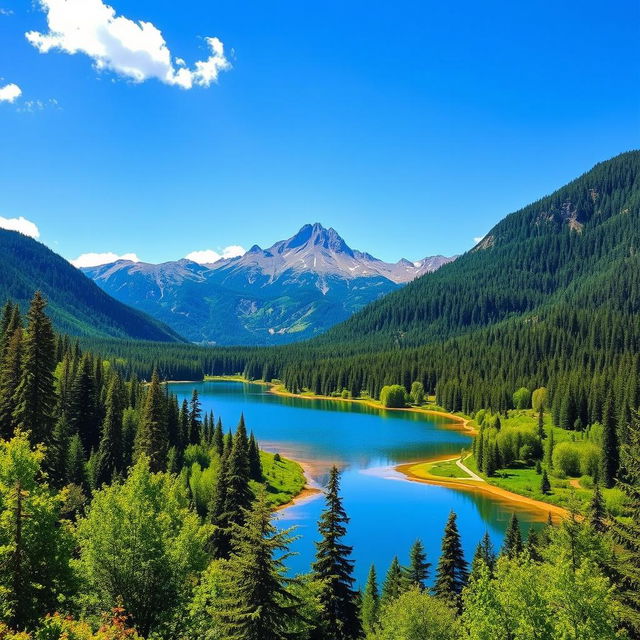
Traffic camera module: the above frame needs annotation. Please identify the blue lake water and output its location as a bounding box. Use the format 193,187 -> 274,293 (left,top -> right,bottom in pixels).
169,381 -> 545,584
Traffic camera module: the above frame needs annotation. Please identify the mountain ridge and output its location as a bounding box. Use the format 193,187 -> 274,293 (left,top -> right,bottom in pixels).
82,223 -> 455,345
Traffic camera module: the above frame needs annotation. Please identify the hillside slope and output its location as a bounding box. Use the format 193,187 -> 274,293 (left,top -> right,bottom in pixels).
0,229 -> 185,342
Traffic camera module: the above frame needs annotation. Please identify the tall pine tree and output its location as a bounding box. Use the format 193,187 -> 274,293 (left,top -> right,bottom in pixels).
134,370 -> 168,472
433,511 -> 468,608
311,466 -> 361,640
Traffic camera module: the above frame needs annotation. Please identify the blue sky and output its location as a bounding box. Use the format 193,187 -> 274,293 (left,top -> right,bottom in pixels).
0,0 -> 638,266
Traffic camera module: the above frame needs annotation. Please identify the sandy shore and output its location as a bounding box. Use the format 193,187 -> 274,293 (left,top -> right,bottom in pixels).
273,459 -> 323,512
397,457 -> 568,522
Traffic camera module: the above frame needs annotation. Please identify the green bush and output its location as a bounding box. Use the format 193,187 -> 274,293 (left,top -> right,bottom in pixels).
552,442 -> 581,477
379,385 -> 408,408
512,387 -> 532,410
579,442 -> 600,477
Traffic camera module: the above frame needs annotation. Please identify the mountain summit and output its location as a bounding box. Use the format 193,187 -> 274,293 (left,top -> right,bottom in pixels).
82,223 -> 454,345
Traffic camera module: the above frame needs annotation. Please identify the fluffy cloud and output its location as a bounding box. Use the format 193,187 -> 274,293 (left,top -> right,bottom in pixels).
0,216 -> 40,237
0,83 -> 22,103
185,245 -> 245,264
26,0 -> 231,89
70,251 -> 140,268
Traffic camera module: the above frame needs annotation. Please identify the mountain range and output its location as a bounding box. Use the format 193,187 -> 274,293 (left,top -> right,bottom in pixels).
0,229 -> 184,342
81,223 -> 454,345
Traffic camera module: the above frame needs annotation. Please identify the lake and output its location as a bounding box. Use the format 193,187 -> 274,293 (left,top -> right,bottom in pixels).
169,380 -> 545,584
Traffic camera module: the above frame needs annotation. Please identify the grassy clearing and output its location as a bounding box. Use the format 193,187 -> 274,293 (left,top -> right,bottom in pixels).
257,451 -> 307,507
426,458 -> 471,479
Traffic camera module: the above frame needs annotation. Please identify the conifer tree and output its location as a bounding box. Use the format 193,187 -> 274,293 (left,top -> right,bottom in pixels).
178,398 -> 189,448
601,392 -> 619,488
609,410 -> 640,635
94,376 -> 124,486
66,433 -> 88,490
213,418 -> 224,457
312,466 -> 361,640
381,556 -> 404,605
248,431 -> 263,481
404,539 -> 430,590
525,527 -> 542,562
223,418 -> 252,530
540,469 -> 551,494
68,353 -> 100,451
209,452 -> 231,558
0,326 -> 22,438
215,488 -> 302,640
188,389 -> 201,445
471,531 -> 496,577
537,409 -> 546,439
433,511 -> 468,607
588,482 -> 606,532
134,370 -> 168,472
46,415 -> 70,488
545,428 -> 555,468
12,292 -> 56,444
502,513 -> 523,558
360,565 -> 379,635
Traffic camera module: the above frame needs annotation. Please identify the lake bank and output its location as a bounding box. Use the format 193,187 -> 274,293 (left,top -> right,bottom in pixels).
397,456 -> 568,522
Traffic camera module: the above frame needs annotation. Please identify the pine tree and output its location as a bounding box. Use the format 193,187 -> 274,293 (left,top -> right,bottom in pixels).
470,531 -> 496,577
215,488 -> 302,640
525,527 -> 542,562
312,466 -> 361,640
68,353 -> 100,451
94,376 -> 124,486
213,418 -> 224,457
540,469 -> 551,494
403,539 -> 430,590
381,556 -> 404,604
223,418 -> 253,531
188,389 -> 201,445
600,392 -> 619,488
360,565 -> 379,635
502,513 -> 523,558
588,482 -> 606,532
178,398 -> 189,448
433,511 -> 468,607
12,292 -> 56,444
537,410 -> 546,439
209,450 -> 231,558
545,428 -> 555,468
46,416 -> 70,488
66,433 -> 88,490
609,410 -> 640,635
248,431 -> 263,481
134,370 -> 168,472
0,326 -> 22,438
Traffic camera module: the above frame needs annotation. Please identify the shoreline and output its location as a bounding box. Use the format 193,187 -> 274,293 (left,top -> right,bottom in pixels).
273,459 -> 323,512
170,377 -> 566,520
397,456 -> 568,521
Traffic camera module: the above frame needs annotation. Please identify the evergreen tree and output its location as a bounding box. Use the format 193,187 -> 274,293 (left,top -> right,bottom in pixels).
433,511 -> 468,607
68,353 -> 100,451
360,565 -> 379,635
213,417 -> 224,457
588,483 -> 606,532
178,398 -> 189,448
381,556 -> 404,604
223,418 -> 253,531
311,466 -> 361,640
525,527 -> 542,562
600,393 -> 619,488
248,431 -> 263,481
12,292 -> 56,444
46,415 -> 70,489
209,451 -> 231,558
471,531 -> 496,577
134,370 -> 168,472
502,513 -> 523,558
545,428 -> 555,468
0,326 -> 22,438
608,410 -> 640,636
215,488 -> 302,640
537,410 -> 546,439
403,539 -> 430,590
66,433 -> 88,490
540,469 -> 551,494
188,389 -> 201,445
94,376 -> 124,486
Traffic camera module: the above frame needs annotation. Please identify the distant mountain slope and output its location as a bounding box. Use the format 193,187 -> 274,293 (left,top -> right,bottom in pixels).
0,229 -> 185,342
314,150 -> 640,351
83,223 -> 454,345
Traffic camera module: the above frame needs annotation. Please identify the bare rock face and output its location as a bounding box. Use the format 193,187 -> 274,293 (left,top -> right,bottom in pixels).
82,223 -> 455,345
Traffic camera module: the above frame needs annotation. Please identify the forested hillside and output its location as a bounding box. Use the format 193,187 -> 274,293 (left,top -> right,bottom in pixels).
0,229 -> 184,342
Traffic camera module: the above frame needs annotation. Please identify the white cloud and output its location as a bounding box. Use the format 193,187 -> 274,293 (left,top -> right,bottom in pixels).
0,83 -> 22,103
0,8 -> 14,15
26,0 -> 231,89
0,216 -> 40,238
186,245 -> 246,264
70,251 -> 140,268
473,235 -> 485,244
